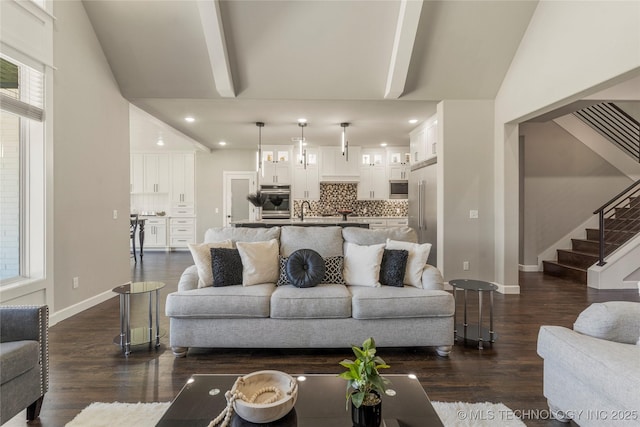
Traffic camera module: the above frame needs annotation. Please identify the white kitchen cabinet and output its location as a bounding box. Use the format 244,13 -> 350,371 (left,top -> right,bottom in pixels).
367,218 -> 388,229
142,154 -> 170,193
319,146 -> 361,181
387,147 -> 410,180
292,149 -> 319,200
130,153 -> 145,194
409,115 -> 437,165
138,217 -> 167,247
386,218 -> 409,227
261,145 -> 291,185
358,149 -> 388,200
358,165 -> 388,200
169,217 -> 195,247
171,153 -> 195,204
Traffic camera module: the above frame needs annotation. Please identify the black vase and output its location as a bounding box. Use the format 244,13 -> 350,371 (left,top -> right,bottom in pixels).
351,392 -> 382,427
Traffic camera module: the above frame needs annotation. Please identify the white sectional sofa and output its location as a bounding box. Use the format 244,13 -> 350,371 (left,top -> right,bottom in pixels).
165,226 -> 454,357
537,301 -> 640,426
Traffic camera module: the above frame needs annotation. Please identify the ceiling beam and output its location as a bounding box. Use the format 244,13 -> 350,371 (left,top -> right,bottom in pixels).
197,0 -> 235,98
384,0 -> 423,99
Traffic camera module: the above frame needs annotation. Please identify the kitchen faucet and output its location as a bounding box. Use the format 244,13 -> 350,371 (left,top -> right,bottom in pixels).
300,200 -> 311,221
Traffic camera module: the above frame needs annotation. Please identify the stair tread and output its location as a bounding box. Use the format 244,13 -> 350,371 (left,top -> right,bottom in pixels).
542,260 -> 587,272
556,249 -> 599,258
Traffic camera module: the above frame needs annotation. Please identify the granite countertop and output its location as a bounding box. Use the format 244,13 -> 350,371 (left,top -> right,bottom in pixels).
231,216 -> 407,228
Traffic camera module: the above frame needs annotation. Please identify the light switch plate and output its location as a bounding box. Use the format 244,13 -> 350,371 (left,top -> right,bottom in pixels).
469,210 -> 478,219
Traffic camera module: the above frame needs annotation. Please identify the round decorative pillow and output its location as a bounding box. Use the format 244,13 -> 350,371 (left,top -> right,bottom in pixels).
285,249 -> 326,288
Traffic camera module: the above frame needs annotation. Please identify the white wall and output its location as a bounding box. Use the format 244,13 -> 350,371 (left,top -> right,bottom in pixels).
52,1 -> 130,320
195,149 -> 255,240
494,0 -> 640,286
437,100 -> 496,283
520,121 -> 631,266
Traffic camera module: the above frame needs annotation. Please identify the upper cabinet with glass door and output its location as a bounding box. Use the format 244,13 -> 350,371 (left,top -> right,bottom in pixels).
261,145 -> 292,185
387,147 -> 410,180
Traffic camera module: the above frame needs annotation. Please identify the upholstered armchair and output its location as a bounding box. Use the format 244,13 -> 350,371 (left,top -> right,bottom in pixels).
537,301 -> 640,426
0,305 -> 49,424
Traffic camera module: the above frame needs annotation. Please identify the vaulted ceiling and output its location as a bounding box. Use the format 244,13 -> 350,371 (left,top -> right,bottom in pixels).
82,0 -> 539,151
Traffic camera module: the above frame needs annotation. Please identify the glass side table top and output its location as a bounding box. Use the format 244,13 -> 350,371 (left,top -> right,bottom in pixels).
449,279 -> 497,292
112,281 -> 165,294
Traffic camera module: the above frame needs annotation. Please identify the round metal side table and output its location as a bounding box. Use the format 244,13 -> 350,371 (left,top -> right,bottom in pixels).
450,279 -> 498,349
112,281 -> 165,356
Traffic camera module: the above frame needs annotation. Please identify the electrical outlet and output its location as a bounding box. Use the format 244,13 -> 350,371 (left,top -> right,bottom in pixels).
469,210 -> 478,219
72,277 -> 79,289
463,261 -> 470,271
113,210 -> 118,219
215,208 -> 219,214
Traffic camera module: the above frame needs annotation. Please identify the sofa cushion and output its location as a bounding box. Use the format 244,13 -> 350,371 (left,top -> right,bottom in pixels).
385,239 -> 432,288
379,249 -> 408,287
188,240 -> 233,288
236,239 -> 280,286
0,340 -> 39,385
165,284 -> 275,318
204,227 -> 281,245
286,249 -> 325,288
573,301 -> 640,344
350,287 -> 454,320
342,226 -> 417,245
270,284 -> 352,319
343,242 -> 385,287
211,248 -> 244,287
280,226 -> 343,257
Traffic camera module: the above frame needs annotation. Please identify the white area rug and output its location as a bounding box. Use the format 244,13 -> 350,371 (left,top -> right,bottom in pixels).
65,401 -> 527,427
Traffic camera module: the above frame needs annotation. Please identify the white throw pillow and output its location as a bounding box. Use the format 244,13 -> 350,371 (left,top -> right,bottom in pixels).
343,242 -> 385,287
385,239 -> 432,288
188,240 -> 233,288
236,239 -> 280,286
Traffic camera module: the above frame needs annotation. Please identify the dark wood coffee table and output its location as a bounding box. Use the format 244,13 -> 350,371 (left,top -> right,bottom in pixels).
157,374 -> 443,427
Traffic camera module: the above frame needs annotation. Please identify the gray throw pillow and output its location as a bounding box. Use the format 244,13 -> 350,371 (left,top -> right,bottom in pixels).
573,301 -> 640,344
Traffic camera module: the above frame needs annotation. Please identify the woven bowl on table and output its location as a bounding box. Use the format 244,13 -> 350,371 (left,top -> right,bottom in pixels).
232,370 -> 298,423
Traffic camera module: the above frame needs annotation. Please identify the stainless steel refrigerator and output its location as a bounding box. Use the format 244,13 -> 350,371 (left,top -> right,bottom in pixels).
408,162 -> 437,266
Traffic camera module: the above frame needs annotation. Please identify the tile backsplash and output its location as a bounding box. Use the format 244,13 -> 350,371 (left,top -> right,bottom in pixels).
293,183 -> 408,217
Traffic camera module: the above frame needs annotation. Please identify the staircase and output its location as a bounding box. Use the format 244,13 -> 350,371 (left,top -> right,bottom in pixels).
543,195 -> 640,284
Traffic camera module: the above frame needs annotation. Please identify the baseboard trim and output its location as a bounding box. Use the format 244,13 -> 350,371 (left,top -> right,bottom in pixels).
50,284 -> 125,326
519,264 -> 540,272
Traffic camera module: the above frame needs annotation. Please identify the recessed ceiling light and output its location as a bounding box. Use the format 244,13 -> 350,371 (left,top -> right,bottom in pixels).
297,118 -> 307,123
380,142 -> 388,147
219,141 -> 227,146
185,117 -> 195,123
156,139 -> 164,146
408,119 -> 418,124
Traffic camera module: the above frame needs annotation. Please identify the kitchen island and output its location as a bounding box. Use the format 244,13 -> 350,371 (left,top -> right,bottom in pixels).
231,217 -> 369,228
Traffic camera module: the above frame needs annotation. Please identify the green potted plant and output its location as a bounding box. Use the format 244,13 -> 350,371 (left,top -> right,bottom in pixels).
339,337 -> 391,427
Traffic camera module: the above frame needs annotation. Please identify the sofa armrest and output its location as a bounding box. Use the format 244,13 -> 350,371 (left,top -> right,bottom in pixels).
0,305 -> 49,393
421,264 -> 444,290
178,265 -> 200,292
573,301 -> 640,344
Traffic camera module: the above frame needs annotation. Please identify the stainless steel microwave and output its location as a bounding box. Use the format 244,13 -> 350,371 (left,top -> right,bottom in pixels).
389,180 -> 408,199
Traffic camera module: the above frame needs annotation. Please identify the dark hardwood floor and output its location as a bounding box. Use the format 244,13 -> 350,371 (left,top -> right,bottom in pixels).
6,251 -> 639,426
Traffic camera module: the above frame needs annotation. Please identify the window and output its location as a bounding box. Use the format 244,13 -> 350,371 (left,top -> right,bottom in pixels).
0,55 -> 44,284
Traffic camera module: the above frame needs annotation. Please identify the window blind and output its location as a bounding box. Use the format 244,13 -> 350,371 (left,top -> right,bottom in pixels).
0,55 -> 44,122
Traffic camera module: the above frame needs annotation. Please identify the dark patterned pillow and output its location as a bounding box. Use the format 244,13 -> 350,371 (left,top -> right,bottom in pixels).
277,256 -> 290,286
379,249 -> 408,287
279,255 -> 345,285
210,248 -> 243,287
322,256 -> 346,285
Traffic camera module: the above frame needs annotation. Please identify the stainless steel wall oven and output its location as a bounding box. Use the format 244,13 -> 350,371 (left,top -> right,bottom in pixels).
259,185 -> 291,219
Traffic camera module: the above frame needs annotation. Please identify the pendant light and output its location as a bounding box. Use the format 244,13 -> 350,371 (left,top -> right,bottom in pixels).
298,121 -> 307,170
341,122 -> 350,161
256,122 -> 264,177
